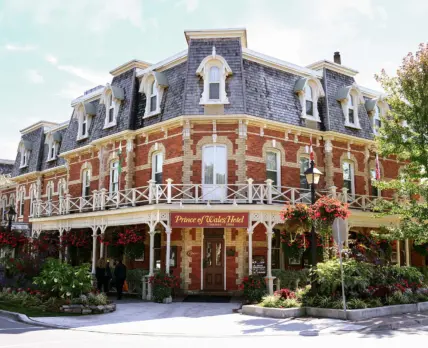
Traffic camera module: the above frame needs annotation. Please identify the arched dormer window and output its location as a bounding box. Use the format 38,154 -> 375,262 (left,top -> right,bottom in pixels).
139,72 -> 169,118
46,131 -> 62,162
365,97 -> 389,135
196,46 -> 232,105
100,83 -> 124,129
75,102 -> 96,140
19,140 -> 32,168
294,77 -> 325,122
336,84 -> 364,129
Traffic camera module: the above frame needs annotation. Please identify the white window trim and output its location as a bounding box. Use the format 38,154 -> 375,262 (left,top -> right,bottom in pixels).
295,78 -> 325,123
109,161 -> 120,194
46,181 -> 54,201
82,169 -> 91,197
196,47 -> 232,106
46,135 -> 58,162
342,161 -> 355,196
18,189 -> 25,217
339,86 -> 364,129
202,144 -> 228,185
103,91 -> 117,129
266,150 -> 281,187
151,152 -> 163,183
19,146 -> 29,168
29,188 -> 35,217
370,168 -> 382,197
76,107 -> 91,141
140,73 -> 167,119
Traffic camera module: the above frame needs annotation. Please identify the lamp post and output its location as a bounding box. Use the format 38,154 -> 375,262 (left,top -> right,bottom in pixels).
5,205 -> 16,234
304,159 -> 322,268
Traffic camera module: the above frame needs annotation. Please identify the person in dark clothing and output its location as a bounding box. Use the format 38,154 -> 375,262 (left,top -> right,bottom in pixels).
114,259 -> 127,300
95,258 -> 106,292
104,260 -> 112,294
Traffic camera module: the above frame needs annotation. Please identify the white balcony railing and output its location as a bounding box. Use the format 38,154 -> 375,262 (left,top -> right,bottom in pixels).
31,179 -> 392,218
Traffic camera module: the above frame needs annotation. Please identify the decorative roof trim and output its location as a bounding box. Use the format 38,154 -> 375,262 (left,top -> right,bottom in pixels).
196,48 -> 232,76
359,85 -> 384,98
139,71 -> 169,94
71,86 -> 104,107
243,48 -> 322,78
109,59 -> 151,77
307,60 -> 359,77
20,121 -> 59,135
136,50 -> 188,78
100,83 -> 125,105
336,84 -> 365,104
294,77 -> 325,97
184,28 -> 248,48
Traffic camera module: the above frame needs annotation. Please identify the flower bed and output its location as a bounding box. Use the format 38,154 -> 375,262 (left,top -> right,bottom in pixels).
148,273 -> 181,303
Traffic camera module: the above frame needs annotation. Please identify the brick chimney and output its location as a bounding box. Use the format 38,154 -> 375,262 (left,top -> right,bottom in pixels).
334,51 -> 341,65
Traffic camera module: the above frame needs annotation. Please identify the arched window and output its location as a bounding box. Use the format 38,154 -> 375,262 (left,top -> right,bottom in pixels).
374,105 -> 382,134
152,152 -> 163,185
19,189 -> 25,217
81,113 -> 88,137
305,84 -> 313,117
107,93 -> 115,125
266,151 -> 280,187
342,161 -> 355,196
110,161 -> 120,194
348,94 -> 355,125
209,66 -> 220,100
82,169 -> 91,198
149,80 -> 158,113
30,188 -> 35,217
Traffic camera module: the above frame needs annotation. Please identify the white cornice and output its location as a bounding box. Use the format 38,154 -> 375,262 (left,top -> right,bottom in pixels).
91,130 -> 134,146
20,121 -> 59,135
44,120 -> 69,134
136,50 -> 188,78
60,145 -> 94,158
71,86 -> 104,107
184,28 -> 247,48
359,85 -> 384,99
110,59 -> 151,77
12,171 -> 41,182
307,60 -> 358,77
243,48 -> 322,78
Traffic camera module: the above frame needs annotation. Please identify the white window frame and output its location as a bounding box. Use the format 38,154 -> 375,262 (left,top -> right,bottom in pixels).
266,150 -> 281,188
19,189 -> 25,217
202,144 -> 227,201
19,147 -> 29,168
104,92 -> 117,129
29,188 -> 35,217
57,180 -> 65,198
196,47 -> 232,106
77,106 -> 91,141
140,74 -> 167,119
370,169 -> 381,197
1,196 -> 7,221
152,152 -> 163,184
342,161 -> 355,196
149,80 -> 158,114
82,169 -> 91,198
295,78 -> 324,122
373,105 -> 382,135
109,161 -> 120,194
46,135 -> 58,162
339,86 -> 364,129
46,182 -> 54,201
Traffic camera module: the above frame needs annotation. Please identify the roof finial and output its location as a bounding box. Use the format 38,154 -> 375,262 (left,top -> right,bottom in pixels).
212,46 -> 216,59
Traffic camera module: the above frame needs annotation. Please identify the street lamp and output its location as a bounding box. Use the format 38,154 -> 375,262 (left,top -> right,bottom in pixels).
5,205 -> 16,233
304,160 -> 323,268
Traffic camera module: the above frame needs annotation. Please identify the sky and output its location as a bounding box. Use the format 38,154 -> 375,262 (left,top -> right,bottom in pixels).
0,0 -> 427,160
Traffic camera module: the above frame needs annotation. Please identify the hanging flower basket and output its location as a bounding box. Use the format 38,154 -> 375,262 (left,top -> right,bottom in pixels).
61,230 -> 91,249
0,231 -> 28,249
280,203 -> 312,234
281,232 -> 309,260
100,225 -> 146,260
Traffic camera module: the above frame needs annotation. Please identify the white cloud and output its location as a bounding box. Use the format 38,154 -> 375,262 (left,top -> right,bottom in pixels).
56,81 -> 94,99
5,44 -> 36,51
176,0 -> 199,13
26,69 -> 44,84
45,54 -> 58,65
57,65 -> 110,85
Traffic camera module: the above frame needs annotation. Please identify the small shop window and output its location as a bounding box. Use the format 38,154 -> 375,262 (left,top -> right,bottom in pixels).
271,229 -> 281,269
154,233 -> 161,270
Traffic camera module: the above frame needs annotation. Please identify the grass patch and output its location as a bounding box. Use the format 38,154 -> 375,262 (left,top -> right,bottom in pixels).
0,301 -> 82,317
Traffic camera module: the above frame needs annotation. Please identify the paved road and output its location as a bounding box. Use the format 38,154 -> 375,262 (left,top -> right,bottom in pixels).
2,315 -> 428,348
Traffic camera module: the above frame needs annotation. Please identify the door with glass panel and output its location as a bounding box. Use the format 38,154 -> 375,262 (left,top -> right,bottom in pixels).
203,228 -> 224,290
202,145 -> 227,201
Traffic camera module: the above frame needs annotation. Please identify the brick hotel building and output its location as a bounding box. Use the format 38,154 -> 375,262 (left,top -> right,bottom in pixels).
0,28 -> 416,298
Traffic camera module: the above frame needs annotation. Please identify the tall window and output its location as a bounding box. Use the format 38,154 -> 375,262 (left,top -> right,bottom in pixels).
108,94 -> 115,124
48,141 -> 57,161
82,169 -> 91,198
299,157 -> 310,189
370,169 -> 380,197
348,95 -> 355,124
30,189 -> 35,217
272,229 -> 281,269
1,197 -> 6,221
203,145 -> 226,186
58,181 -> 64,198
110,161 -> 119,194
266,151 -> 280,187
305,84 -> 313,116
154,233 -> 161,270
20,148 -> 29,168
374,105 -> 381,134
152,153 -> 163,184
149,80 -> 157,113
19,190 -> 25,217
47,183 -> 53,201
342,161 -> 354,196
209,66 -> 220,100
81,114 -> 88,137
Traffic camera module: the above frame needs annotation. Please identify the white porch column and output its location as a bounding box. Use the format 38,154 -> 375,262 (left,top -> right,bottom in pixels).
247,228 -> 253,275
165,227 -> 172,274
265,227 -> 274,295
405,239 -> 410,266
147,228 -> 156,301
100,234 -> 104,259
91,228 -> 98,274
396,240 -> 401,266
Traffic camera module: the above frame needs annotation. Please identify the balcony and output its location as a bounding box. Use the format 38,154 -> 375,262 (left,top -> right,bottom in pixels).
32,179 -> 391,218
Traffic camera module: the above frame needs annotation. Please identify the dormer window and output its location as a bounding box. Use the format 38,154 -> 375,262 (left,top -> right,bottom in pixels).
336,84 -> 364,129
197,46 -> 232,105
294,77 -> 324,122
374,105 -> 381,132
46,131 -> 62,162
140,72 -> 168,118
19,140 -> 32,168
100,84 -> 124,129
366,98 -> 388,135
76,102 -> 96,141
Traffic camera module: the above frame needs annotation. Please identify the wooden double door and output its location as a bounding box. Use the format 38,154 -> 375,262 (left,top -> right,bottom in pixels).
203,229 -> 224,290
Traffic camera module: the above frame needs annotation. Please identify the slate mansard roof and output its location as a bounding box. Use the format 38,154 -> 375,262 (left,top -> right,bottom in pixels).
11,28 -> 383,178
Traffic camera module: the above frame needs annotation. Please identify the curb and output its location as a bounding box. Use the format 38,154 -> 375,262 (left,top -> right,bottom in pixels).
362,317 -> 428,332
0,309 -> 70,330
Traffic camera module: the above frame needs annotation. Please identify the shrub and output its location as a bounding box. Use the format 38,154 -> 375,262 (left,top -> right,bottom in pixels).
272,269 -> 310,290
260,295 -> 281,308
127,269 -> 149,295
240,275 -> 266,303
148,273 -> 180,303
274,288 -> 296,300
347,298 -> 368,309
33,258 -> 92,298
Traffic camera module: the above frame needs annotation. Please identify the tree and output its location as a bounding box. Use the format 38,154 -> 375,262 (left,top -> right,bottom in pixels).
374,43 -> 428,244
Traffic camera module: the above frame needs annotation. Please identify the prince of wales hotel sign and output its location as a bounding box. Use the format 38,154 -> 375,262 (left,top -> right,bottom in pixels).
170,212 -> 249,228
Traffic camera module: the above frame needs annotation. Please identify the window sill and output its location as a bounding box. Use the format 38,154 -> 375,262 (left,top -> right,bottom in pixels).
301,115 -> 321,123
77,135 -> 89,141
103,122 -> 117,129
199,99 -> 230,106
19,165 -> 28,169
46,157 -> 57,163
344,122 -> 361,130
143,110 -> 161,119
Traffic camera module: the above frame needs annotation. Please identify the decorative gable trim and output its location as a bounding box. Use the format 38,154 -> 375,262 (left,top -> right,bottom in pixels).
139,71 -> 169,118
336,84 -> 365,129
74,102 -> 96,141
100,83 -> 124,128
294,77 -> 325,122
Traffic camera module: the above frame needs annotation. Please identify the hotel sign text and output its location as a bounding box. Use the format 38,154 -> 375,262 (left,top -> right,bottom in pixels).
170,212 -> 249,228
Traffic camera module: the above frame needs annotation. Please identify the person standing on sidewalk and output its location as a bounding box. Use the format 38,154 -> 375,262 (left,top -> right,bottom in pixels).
114,259 -> 127,300
104,260 -> 112,294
